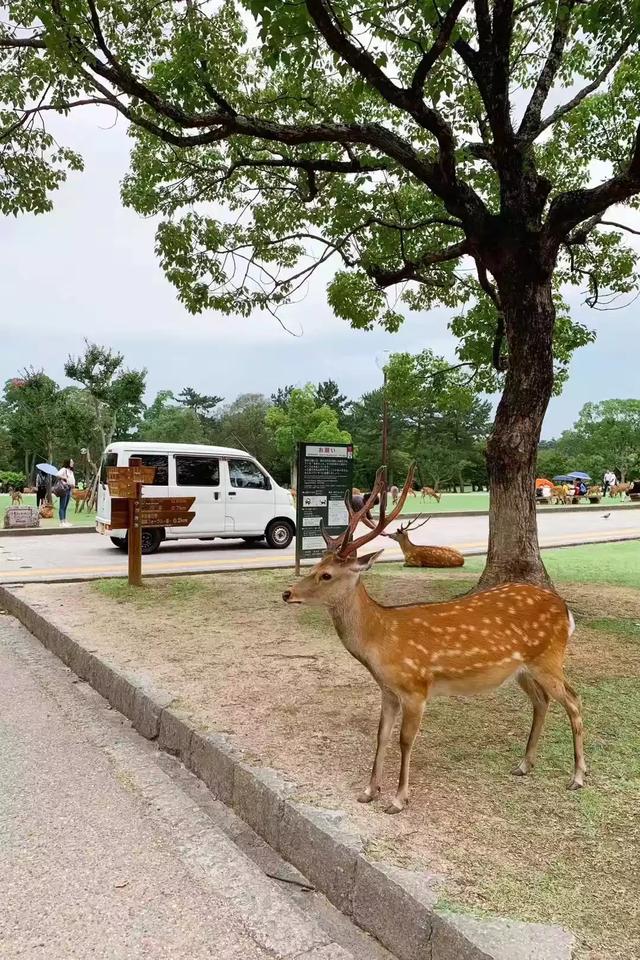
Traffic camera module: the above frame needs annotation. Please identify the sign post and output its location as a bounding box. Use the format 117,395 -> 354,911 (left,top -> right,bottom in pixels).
295,443 -> 354,575
106,458 -> 195,586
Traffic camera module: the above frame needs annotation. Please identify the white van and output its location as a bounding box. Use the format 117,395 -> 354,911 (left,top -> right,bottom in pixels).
96,442 -> 296,554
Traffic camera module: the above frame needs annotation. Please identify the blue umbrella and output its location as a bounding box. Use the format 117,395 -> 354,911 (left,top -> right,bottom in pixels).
36,462 -> 61,477
553,472 -> 591,483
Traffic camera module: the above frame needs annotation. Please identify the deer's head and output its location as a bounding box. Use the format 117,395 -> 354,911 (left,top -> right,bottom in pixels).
383,515 -> 431,545
282,551 -> 383,606
282,464 -> 415,608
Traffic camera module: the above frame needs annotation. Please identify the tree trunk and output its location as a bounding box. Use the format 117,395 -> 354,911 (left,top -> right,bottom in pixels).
478,279 -> 556,589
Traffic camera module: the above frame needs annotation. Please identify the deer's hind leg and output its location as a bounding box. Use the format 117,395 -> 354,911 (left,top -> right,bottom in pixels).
527,662 -> 586,789
513,671 -> 550,776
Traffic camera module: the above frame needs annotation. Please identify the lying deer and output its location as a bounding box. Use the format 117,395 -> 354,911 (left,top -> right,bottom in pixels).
420,486 -> 441,503
282,466 -> 585,813
384,517 -> 464,568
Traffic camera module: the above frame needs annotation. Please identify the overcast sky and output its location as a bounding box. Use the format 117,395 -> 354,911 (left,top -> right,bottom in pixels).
1,107 -> 639,439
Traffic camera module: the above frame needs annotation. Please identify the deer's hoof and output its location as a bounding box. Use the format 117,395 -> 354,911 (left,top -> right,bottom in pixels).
567,774 -> 585,791
512,760 -> 532,777
357,787 -> 380,804
384,799 -> 407,815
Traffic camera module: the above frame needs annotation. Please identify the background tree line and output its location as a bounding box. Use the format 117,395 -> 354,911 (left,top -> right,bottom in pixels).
3,342 -> 637,498
0,341 -> 493,492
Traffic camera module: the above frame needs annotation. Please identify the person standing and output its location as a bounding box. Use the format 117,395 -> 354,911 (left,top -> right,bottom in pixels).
57,459 -> 76,527
36,472 -> 47,509
603,470 -> 616,496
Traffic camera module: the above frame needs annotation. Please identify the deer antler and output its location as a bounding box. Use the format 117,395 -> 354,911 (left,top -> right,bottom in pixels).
406,515 -> 432,533
322,464 -> 416,558
321,467 -> 386,554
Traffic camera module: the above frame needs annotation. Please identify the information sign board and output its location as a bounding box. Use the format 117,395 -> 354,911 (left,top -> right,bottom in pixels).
295,443 -> 353,572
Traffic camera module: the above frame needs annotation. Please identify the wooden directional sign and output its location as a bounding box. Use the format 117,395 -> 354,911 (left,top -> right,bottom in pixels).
139,497 -> 195,528
105,460 -> 195,587
108,465 -> 156,486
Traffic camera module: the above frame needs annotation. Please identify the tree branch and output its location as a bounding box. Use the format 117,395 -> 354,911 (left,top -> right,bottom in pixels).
518,0 -> 575,140
410,0 -> 468,96
0,35 -> 46,49
546,123 -> 640,236
368,240 -> 469,286
304,0 -> 458,180
535,31 -> 635,137
598,218 -> 640,236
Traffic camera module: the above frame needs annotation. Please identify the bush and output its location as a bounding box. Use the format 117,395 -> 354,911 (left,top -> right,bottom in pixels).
0,470 -> 27,492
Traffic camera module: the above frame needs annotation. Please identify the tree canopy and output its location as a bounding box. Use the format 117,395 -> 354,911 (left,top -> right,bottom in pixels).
2,0 -> 637,378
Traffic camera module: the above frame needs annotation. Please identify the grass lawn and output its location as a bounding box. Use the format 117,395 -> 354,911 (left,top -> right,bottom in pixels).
21,542 -> 640,960
462,539 -> 640,588
0,492 -> 96,528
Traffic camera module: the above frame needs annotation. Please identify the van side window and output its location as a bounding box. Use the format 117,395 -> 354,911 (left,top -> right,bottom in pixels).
128,454 -> 169,486
229,459 -> 270,490
176,456 -> 220,487
100,452 -> 118,485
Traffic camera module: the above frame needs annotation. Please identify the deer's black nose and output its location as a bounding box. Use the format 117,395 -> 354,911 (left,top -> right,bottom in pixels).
282,590 -> 292,602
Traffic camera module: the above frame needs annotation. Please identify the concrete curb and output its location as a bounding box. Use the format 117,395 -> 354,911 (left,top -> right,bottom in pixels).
0,584 -> 576,960
0,525 -> 94,538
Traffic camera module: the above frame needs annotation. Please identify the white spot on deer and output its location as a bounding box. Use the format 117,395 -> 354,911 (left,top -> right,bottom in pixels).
512,651 -> 524,661
403,657 -> 418,669
508,607 -> 516,614
526,597 -> 535,605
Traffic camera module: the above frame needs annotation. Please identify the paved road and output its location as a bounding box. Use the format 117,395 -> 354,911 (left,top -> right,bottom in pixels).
0,508 -> 638,583
0,614 -> 390,960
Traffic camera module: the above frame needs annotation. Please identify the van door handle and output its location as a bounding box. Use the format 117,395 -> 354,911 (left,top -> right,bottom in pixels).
228,491 -> 236,496
214,491 -> 220,500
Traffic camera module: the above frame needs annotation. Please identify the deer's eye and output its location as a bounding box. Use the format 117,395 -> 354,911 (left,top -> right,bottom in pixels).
320,572 -> 332,581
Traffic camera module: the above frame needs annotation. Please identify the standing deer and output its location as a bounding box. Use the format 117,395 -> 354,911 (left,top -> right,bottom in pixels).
420,486 -> 441,503
383,517 -> 464,568
10,489 -> 23,506
282,467 -> 585,813
611,482 -> 631,498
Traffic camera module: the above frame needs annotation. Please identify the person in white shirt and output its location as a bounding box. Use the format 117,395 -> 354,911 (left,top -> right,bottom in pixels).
57,459 -> 76,527
603,470 -> 617,497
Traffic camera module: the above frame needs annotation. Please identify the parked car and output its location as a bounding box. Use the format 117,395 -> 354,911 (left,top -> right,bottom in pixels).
97,442 -> 296,554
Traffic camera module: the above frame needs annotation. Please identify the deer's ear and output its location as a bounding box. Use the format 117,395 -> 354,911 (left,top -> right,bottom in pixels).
351,549 -> 384,572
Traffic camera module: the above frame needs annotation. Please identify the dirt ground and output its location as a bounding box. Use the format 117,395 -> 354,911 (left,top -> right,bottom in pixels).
17,567 -> 640,960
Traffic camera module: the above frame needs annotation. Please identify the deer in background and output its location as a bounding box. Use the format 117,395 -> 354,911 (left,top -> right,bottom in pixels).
282,466 -> 585,813
383,517 -> 464,568
611,482 -> 631,498
10,489 -> 23,506
420,486 -> 441,503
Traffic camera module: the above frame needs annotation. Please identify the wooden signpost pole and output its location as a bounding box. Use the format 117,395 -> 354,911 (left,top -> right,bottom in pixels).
128,457 -> 143,588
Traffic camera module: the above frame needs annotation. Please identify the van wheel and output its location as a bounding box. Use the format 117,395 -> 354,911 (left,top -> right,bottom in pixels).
110,536 -> 128,552
242,536 -> 264,544
265,520 -> 294,549
141,529 -> 163,554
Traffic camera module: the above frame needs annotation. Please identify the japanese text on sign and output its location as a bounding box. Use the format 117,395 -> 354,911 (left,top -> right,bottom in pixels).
295,442 -> 353,569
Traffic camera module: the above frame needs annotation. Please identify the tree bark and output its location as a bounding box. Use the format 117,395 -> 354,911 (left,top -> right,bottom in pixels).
478,278 -> 556,588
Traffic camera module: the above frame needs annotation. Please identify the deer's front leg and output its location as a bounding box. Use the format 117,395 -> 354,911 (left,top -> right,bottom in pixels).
386,693 -> 426,814
358,687 -> 400,803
